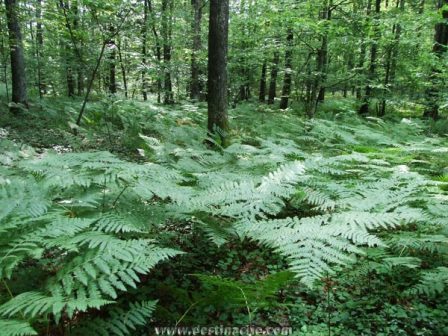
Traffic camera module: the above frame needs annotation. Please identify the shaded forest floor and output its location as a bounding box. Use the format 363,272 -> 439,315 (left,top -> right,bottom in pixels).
1,94 -> 448,335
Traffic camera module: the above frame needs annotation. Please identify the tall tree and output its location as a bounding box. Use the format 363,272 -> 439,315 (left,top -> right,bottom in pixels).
267,50 -> 280,105
35,0 -> 45,98
190,0 -> 202,100
424,0 -> 448,120
259,59 -> 267,103
141,0 -> 149,101
147,0 -> 162,103
316,0 -> 332,103
161,0 -> 174,104
279,28 -> 294,110
4,0 -> 27,111
207,0 -> 230,147
379,0 -> 404,116
108,27 -> 117,95
359,0 -> 381,115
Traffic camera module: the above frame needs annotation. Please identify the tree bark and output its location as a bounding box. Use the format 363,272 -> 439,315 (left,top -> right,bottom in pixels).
424,0 -> 448,120
267,50 -> 279,105
147,0 -> 162,103
279,28 -> 294,110
207,0 -> 229,147
316,0 -> 332,103
359,0 -> 381,116
117,40 -> 128,98
4,0 -> 28,111
190,0 -> 203,100
72,1 -> 83,96
108,28 -> 117,95
142,0 -> 149,101
259,59 -> 267,103
36,0 -> 45,97
379,0 -> 404,117
162,0 -> 174,104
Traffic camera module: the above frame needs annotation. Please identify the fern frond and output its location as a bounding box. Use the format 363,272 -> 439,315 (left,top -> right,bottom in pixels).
0,320 -> 37,336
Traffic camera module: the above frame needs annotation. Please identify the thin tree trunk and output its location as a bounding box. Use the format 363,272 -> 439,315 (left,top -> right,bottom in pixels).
259,59 -> 267,103
317,0 -> 332,103
72,2 -> 83,96
4,0 -> 28,112
148,0 -> 162,103
117,40 -> 128,98
162,0 -> 174,104
142,0 -> 149,101
267,50 -> 279,105
359,0 -> 381,116
108,48 -> 117,94
108,28 -> 117,95
207,0 -> 230,147
356,0 -> 371,100
424,0 -> 448,120
67,67 -> 75,97
0,25 -> 9,102
190,0 -> 202,100
380,0 -> 404,117
36,0 -> 45,98
75,41 -> 107,129
279,28 -> 294,110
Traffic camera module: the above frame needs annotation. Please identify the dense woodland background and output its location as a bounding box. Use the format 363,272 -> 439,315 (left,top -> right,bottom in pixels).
0,0 -> 448,335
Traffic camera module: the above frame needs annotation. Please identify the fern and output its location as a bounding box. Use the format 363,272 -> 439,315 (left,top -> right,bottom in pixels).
0,149 -> 182,334
408,267 -> 448,296
72,300 -> 157,336
0,320 -> 37,336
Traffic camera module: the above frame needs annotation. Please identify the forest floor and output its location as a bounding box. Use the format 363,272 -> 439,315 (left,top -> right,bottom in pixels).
1,95 -> 448,335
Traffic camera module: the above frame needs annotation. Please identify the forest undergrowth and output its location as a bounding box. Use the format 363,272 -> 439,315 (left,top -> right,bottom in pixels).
0,97 -> 447,336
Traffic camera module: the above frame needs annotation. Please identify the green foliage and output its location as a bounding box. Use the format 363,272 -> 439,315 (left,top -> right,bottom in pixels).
0,148 -> 181,334
1,100 -> 447,335
0,320 -> 37,336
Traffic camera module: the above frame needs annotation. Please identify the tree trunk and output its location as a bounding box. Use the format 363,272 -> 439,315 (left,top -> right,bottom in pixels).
162,0 -> 174,104
424,0 -> 448,120
0,21 -> 10,102
356,0 -> 371,100
108,28 -> 117,95
190,0 -> 202,100
142,0 -> 149,101
380,0 -> 404,117
117,40 -> 128,98
359,0 -> 381,116
267,50 -> 279,105
4,0 -> 28,111
317,0 -> 332,103
279,28 -> 294,110
148,0 -> 162,103
207,0 -> 229,147
259,59 -> 267,103
72,1 -> 83,96
36,0 -> 45,98
67,67 -> 75,97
